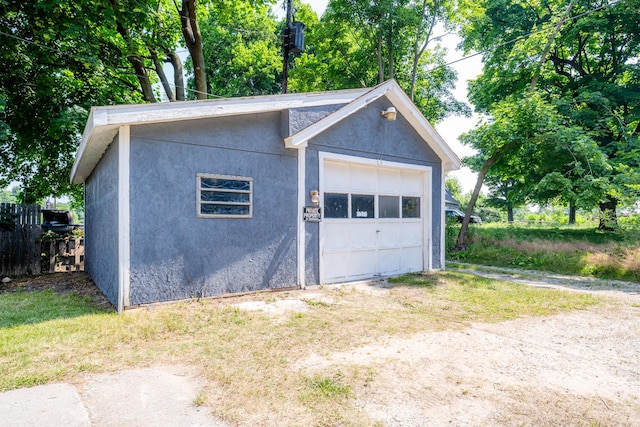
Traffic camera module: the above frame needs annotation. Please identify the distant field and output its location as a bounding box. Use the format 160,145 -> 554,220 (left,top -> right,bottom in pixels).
447,220 -> 640,283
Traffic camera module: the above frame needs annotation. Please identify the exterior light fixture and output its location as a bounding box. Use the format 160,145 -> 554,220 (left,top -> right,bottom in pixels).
310,190 -> 320,205
380,107 -> 397,121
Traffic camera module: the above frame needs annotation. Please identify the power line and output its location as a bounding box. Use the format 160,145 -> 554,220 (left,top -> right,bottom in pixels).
433,0 -> 624,73
0,29 -> 227,100
0,0 -> 628,101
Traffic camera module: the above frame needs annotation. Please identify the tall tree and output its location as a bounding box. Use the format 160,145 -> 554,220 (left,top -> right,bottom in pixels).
199,0 -> 282,97
0,0 -> 213,202
0,1 -> 142,203
457,93 -> 596,246
289,0 -> 469,123
459,0 -> 640,229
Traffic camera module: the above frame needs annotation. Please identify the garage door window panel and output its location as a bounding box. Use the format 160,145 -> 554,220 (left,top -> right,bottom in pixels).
351,194 -> 374,219
402,196 -> 420,218
379,196 -> 400,219
325,193 -> 349,218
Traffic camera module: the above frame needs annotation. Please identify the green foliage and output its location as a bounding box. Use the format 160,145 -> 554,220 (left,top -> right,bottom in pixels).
448,223 -> 640,282
0,0 -> 144,203
459,0 -> 640,219
0,186 -> 18,204
200,0 -> 282,97
474,205 -> 502,223
289,0 -> 470,123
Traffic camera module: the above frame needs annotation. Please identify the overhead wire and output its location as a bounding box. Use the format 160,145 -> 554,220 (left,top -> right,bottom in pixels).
0,0 -> 628,101
431,0 -> 625,72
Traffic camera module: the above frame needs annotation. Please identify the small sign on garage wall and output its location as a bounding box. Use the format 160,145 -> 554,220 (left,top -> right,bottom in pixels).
303,206 -> 322,222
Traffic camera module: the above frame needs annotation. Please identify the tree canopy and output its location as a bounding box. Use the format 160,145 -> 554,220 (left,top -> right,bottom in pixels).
1,0 -> 472,204
457,0 -> 640,230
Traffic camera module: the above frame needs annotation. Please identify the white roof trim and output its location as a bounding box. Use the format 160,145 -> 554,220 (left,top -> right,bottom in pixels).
284,80 -> 461,171
71,88 -> 369,184
71,81 -> 461,184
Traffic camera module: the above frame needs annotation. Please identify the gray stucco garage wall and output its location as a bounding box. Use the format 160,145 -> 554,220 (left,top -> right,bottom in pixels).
127,113 -> 298,305
84,138 -> 120,307
301,97 -> 444,283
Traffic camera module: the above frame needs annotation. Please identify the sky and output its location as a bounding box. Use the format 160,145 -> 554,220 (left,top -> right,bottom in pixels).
295,0 -> 484,193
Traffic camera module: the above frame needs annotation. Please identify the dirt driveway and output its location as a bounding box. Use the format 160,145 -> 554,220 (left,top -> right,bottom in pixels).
275,273 -> 640,426
2,269 -> 639,426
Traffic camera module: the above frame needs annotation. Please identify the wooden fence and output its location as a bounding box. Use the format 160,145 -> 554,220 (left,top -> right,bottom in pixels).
42,237 -> 85,273
0,204 -> 42,276
0,203 -> 84,276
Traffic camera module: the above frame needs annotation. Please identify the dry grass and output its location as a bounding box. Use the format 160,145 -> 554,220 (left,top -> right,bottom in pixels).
583,247 -> 640,274
0,272 -> 602,425
496,238 -> 605,253
454,230 -> 640,282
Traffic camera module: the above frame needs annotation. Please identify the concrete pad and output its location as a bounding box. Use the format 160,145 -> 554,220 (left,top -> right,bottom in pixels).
0,383 -> 90,427
79,365 -> 227,426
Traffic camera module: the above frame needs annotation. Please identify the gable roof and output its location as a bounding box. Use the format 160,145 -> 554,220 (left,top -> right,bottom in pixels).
284,80 -> 461,172
71,80 -> 460,184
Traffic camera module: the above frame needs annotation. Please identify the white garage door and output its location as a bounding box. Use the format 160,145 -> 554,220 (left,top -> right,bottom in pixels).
321,157 -> 429,283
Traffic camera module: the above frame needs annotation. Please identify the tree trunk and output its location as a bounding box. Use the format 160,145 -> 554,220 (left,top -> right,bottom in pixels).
180,0 -> 207,99
568,202 -> 576,225
409,0 -> 436,101
457,155 -> 497,248
377,32 -> 384,84
107,0 -> 156,102
456,141 -> 517,247
152,52 -> 175,102
529,0 -> 576,91
507,206 -> 514,223
598,198 -> 618,230
128,55 -> 156,103
167,51 -> 185,101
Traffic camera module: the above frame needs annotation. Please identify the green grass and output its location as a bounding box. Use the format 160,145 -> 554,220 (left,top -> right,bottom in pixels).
0,271 -> 601,424
448,223 -> 640,283
302,373 -> 352,399
0,290 -> 108,328
391,272 -> 598,321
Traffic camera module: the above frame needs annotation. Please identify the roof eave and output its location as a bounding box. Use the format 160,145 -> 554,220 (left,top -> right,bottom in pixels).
71,88 -> 370,184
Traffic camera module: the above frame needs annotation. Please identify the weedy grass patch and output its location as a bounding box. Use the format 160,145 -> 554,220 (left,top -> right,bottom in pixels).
448,223 -> 640,283
0,271 -> 601,425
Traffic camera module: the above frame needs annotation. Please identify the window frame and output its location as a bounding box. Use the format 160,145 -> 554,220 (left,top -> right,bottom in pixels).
197,173 -> 253,219
322,193 -> 421,220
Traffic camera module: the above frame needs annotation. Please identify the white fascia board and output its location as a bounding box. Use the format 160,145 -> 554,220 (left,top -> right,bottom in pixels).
94,89 -> 369,127
71,108 -> 120,184
284,81 -> 394,148
70,88 -> 369,184
383,85 -> 462,172
284,80 -> 462,172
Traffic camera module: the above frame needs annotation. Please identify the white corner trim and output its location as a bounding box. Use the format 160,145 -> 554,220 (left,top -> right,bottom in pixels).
423,168 -> 433,272
118,125 -> 131,313
297,147 -> 307,289
440,168 -> 446,270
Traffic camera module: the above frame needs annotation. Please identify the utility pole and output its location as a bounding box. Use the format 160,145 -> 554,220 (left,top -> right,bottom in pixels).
281,0 -> 293,93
